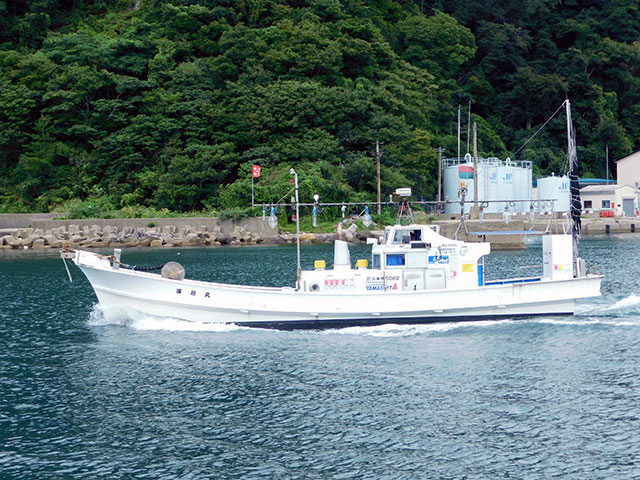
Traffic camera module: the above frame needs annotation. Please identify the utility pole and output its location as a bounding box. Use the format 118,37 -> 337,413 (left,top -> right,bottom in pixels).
437,147 -> 444,204
466,100 -> 471,155
457,105 -> 461,161
290,168 -> 301,289
376,141 -> 382,215
469,122 -> 480,220
473,122 -> 478,205
606,144 -> 609,184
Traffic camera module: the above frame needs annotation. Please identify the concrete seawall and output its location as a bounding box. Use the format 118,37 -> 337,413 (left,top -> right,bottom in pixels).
29,217 -> 279,238
0,213 -> 65,229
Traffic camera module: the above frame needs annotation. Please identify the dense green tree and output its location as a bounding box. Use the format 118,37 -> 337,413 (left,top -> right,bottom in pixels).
1,0 -> 640,214
396,11 -> 475,82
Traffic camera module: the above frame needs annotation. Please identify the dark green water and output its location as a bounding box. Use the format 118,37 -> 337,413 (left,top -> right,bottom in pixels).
1,236 -> 639,479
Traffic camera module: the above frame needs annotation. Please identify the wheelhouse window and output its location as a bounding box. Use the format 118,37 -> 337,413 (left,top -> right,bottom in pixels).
373,254 -> 381,268
386,254 -> 405,266
392,230 -> 410,244
392,229 -> 422,244
583,200 -> 592,209
602,200 -> 611,209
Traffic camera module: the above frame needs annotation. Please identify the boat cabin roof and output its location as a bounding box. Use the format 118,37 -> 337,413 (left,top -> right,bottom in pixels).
382,224 -> 441,246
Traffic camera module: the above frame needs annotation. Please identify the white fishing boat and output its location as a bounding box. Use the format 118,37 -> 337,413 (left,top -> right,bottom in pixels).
61,100 -> 602,329
62,220 -> 601,329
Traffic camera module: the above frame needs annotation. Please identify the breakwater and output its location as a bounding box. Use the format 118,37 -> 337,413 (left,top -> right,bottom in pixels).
0,217 -> 375,250
0,214 -> 638,250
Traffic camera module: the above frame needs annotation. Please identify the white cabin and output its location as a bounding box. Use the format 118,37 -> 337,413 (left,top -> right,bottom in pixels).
299,224 -> 491,293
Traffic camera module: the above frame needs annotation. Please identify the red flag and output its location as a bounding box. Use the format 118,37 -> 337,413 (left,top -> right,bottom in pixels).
252,165 -> 261,178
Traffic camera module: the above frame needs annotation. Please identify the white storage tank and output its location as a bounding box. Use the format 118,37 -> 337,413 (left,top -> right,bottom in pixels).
512,160 -> 533,212
537,174 -> 570,212
510,159 -> 523,212
443,155 -> 476,214
497,160 -> 514,213
486,159 -> 500,213
443,160 -> 463,213
478,158 -> 490,201
524,165 -> 533,212
442,157 -> 533,214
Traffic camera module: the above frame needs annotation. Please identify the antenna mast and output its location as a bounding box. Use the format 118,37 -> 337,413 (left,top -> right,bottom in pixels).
457,105 -> 461,161
566,99 -> 582,274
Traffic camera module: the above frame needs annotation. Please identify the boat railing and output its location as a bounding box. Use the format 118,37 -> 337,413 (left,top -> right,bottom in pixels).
517,265 -> 542,277
484,266 -> 542,286
254,198 -> 558,218
485,276 -> 541,286
443,156 -> 533,170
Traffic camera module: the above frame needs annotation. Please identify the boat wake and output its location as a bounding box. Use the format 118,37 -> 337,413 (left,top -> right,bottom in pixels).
605,294 -> 640,314
328,298 -> 640,336
328,313 -> 640,337
327,320 -> 514,337
87,304 -> 246,332
534,317 -> 637,327
574,294 -> 640,321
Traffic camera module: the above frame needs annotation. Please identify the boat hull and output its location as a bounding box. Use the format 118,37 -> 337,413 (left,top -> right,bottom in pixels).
74,251 -> 602,329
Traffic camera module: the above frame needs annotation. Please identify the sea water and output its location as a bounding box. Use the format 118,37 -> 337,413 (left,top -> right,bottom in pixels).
1,235 -> 639,479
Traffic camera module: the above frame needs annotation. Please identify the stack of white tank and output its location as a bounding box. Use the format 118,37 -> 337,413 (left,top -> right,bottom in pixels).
443,154 -> 533,214
536,174 -> 570,213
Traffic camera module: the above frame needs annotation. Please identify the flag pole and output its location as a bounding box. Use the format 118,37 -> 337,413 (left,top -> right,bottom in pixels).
290,168 -> 301,289
251,164 -> 261,207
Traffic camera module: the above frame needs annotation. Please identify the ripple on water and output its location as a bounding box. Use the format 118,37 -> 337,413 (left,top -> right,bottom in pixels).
2,240 -> 640,478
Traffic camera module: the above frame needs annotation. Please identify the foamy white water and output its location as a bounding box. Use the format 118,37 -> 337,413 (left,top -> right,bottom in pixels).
87,304 -> 245,332
607,293 -> 640,312
535,317 -> 637,327
328,319 -> 515,337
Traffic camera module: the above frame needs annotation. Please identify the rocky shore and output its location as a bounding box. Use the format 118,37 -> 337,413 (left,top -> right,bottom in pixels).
1,213 -> 638,251
0,222 -> 377,250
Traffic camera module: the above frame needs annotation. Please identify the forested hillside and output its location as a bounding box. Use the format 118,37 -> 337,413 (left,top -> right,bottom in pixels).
1,0 -> 639,214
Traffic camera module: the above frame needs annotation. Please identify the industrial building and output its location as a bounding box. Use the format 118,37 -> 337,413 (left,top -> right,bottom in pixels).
577,150 -> 640,217
441,151 -> 640,217
442,154 -> 532,214
580,184 -> 637,216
